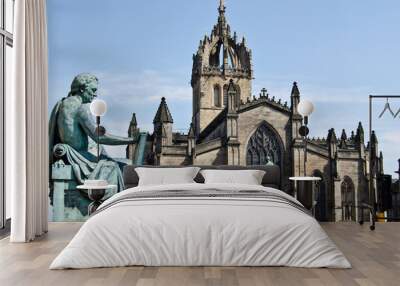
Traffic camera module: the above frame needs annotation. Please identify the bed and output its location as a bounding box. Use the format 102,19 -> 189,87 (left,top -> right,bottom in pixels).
50,165 -> 351,269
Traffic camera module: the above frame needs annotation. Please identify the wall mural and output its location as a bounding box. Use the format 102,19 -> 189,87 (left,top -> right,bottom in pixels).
48,1 -> 398,223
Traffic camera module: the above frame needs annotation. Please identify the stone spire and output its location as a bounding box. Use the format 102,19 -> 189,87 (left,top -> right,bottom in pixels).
128,113 -> 138,137
327,128 -> 337,144
153,97 -> 174,148
339,129 -> 347,148
153,97 -> 173,124
290,82 -> 301,117
188,123 -> 195,139
355,121 -> 364,144
290,82 -> 302,140
340,129 -> 347,141
291,81 -> 300,98
219,0 -> 226,16
130,113 -> 137,126
371,130 -> 378,145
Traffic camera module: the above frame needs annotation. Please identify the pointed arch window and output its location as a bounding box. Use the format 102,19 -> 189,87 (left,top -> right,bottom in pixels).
213,85 -> 221,107
246,123 -> 282,166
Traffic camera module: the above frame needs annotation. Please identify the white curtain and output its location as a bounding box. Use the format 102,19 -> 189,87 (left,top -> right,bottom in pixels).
8,0 -> 49,242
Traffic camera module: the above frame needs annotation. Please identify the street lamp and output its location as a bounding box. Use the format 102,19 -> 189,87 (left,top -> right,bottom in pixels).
90,99 -> 107,162
298,100 -> 315,176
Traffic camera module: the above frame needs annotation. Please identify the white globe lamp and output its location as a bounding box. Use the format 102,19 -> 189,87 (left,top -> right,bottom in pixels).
297,99 -> 315,177
297,100 -> 314,117
90,99 -> 108,162
90,99 -> 107,117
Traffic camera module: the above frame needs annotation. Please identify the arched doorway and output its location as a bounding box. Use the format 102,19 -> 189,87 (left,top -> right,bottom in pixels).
313,170 -> 328,221
246,123 -> 283,167
341,176 -> 356,221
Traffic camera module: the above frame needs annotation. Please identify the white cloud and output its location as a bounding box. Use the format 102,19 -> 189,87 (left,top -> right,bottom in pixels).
382,131 -> 400,144
97,70 -> 192,106
90,70 -> 192,158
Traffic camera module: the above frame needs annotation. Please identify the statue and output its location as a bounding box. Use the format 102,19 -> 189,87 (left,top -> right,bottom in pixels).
49,73 -> 136,200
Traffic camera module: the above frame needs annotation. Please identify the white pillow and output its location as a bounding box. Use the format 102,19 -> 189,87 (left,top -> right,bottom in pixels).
135,167 -> 201,186
200,169 -> 265,185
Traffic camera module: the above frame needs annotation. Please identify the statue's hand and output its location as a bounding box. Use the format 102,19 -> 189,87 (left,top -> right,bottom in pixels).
78,105 -> 137,146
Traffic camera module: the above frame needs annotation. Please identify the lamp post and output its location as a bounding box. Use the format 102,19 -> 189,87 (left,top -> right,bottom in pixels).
297,99 -> 315,176
396,159 -> 400,192
90,99 -> 107,162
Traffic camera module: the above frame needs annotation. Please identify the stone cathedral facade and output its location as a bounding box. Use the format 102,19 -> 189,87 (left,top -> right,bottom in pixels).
126,1 -> 383,222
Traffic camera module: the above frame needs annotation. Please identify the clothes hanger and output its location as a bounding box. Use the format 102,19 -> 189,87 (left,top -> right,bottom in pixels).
394,107 -> 400,119
378,98 -> 395,118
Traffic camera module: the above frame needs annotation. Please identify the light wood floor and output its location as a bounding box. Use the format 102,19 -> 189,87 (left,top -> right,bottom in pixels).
0,222 -> 399,286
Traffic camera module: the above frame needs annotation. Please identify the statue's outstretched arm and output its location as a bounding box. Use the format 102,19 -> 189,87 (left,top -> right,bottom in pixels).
78,106 -> 136,145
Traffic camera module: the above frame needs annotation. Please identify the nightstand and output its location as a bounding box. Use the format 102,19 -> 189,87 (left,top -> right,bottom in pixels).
77,184 -> 116,215
289,177 -> 321,216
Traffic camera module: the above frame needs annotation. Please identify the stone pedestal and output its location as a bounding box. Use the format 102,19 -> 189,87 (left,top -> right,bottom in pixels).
51,163 -> 76,221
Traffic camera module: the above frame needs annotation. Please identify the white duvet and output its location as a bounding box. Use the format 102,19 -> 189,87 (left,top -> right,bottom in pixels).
50,183 -> 351,269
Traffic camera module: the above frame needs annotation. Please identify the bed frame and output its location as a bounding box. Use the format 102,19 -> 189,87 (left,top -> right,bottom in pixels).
123,165 -> 281,190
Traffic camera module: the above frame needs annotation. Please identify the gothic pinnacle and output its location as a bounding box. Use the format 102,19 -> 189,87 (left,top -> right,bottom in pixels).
219,0 -> 225,14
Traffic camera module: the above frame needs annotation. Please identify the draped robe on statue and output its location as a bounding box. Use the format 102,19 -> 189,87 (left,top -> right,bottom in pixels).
49,99 -> 125,199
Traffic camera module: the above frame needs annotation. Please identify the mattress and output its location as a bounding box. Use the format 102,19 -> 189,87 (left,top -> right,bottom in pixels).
50,183 -> 351,269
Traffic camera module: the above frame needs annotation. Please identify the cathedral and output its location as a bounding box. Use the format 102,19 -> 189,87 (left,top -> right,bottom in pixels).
126,1 -> 383,222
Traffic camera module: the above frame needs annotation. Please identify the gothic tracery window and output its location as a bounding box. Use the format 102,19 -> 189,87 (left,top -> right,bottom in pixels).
246,123 -> 282,166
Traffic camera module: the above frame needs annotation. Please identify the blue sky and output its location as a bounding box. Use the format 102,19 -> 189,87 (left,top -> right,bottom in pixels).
47,0 -> 400,175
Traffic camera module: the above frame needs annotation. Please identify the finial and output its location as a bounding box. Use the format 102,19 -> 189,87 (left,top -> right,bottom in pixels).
219,0 -> 226,14
291,81 -> 300,97
261,88 -> 267,97
161,97 -> 166,102
341,129 -> 347,141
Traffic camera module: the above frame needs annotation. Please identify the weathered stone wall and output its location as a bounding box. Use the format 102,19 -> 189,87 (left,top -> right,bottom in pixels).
159,155 -> 189,166
195,147 -> 226,165
336,154 -> 366,222
194,76 -> 252,133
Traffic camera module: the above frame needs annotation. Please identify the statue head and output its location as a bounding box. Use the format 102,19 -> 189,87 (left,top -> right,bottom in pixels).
69,73 -> 99,104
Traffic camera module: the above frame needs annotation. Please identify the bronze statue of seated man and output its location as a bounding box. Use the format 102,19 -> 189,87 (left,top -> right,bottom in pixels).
49,73 -> 136,199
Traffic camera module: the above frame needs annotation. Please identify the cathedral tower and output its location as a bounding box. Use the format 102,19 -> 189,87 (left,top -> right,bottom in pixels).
191,0 -> 253,135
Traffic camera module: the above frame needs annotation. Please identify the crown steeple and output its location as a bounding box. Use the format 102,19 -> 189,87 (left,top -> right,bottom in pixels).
191,0 -> 253,135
